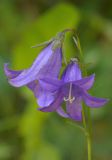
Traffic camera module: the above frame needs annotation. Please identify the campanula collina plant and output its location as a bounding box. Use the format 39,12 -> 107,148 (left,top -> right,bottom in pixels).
4,29 -> 109,160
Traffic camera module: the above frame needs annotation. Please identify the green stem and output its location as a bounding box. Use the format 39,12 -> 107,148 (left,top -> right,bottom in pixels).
87,133 -> 92,160
82,105 -> 92,160
87,108 -> 92,137
82,105 -> 87,129
73,31 -> 92,160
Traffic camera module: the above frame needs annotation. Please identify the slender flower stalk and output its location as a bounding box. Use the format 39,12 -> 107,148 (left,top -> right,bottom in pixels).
74,35 -> 92,160
82,105 -> 92,160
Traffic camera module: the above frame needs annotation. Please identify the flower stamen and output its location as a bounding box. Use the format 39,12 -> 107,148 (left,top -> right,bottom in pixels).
64,83 -> 75,103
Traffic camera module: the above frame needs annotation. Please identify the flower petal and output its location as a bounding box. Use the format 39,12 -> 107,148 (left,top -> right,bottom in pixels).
37,84 -> 56,107
39,47 -> 62,78
4,64 -> 39,92
39,77 -> 63,92
27,80 -> 38,91
38,92 -> 63,112
74,74 -> 95,90
4,63 -> 22,79
66,98 -> 82,121
62,61 -> 82,82
8,43 -> 53,87
56,106 -> 69,118
37,91 -> 55,107
83,92 -> 109,108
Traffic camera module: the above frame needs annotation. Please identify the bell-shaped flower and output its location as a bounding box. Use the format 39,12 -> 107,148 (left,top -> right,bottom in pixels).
38,59 -> 108,121
4,33 -> 64,101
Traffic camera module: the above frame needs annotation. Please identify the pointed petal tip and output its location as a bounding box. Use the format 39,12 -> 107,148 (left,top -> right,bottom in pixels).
4,63 -> 9,67
56,107 -> 69,118
94,97 -> 109,106
83,92 -> 109,108
4,63 -> 23,87
4,63 -> 10,76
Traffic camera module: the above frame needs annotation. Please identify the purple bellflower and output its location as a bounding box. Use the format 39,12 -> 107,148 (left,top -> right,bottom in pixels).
4,32 -> 64,99
38,58 -> 108,121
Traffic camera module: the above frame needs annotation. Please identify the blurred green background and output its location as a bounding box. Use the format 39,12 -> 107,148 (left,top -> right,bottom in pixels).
0,0 -> 112,160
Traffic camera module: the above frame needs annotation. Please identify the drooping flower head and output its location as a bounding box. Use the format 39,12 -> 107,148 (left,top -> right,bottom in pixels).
4,31 -> 66,93
38,58 -> 108,121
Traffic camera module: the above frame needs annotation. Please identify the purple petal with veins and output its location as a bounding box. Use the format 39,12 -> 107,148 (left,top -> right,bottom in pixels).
7,43 -> 53,87
39,77 -> 63,92
83,91 -> 109,108
39,47 -> 62,78
74,74 -> 95,90
61,61 -> 82,82
38,92 -> 64,112
66,97 -> 82,121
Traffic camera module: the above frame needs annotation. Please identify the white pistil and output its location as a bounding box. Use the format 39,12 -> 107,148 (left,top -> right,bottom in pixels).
64,83 -> 75,104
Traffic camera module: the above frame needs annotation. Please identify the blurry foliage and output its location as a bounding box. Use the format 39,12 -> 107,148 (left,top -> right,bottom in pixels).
0,0 -> 112,160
